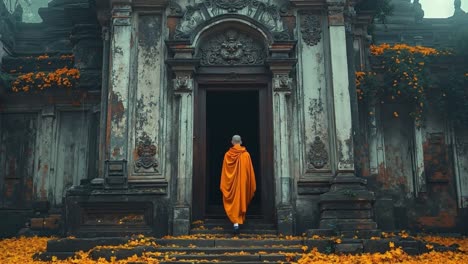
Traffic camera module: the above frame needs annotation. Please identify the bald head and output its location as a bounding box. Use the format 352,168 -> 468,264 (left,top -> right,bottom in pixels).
231,135 -> 242,145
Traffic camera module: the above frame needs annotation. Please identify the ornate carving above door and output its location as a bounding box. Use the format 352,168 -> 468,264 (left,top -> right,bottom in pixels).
172,0 -> 292,41
199,29 -> 266,66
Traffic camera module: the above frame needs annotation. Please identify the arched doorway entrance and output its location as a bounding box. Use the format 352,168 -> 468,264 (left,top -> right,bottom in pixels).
167,17 -> 297,235
191,26 -> 275,222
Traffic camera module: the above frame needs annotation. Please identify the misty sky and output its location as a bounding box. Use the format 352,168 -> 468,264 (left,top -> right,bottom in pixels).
4,0 -> 468,22
419,0 -> 468,18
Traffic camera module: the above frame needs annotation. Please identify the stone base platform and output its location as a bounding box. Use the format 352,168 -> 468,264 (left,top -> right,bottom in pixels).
35,233 -> 462,263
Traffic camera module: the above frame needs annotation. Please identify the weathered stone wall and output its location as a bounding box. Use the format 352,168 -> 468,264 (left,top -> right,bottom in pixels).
0,0 -> 102,236
357,2 -> 468,233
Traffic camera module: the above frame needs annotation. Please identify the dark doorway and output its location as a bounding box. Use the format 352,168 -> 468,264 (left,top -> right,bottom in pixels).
193,84 -> 274,223
205,91 -> 261,216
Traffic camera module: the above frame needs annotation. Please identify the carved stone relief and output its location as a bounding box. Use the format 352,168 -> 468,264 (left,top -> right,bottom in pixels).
173,74 -> 193,90
200,29 -> 266,65
135,132 -> 159,172
174,0 -> 290,41
301,14 -> 322,46
273,73 -> 293,91
307,136 -> 328,169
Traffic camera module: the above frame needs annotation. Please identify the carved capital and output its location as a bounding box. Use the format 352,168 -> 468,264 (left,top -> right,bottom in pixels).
301,13 -> 322,46
307,136 -> 329,170
135,132 -> 159,172
327,2 -> 345,26
173,74 -> 193,93
112,4 -> 132,26
273,74 -> 293,92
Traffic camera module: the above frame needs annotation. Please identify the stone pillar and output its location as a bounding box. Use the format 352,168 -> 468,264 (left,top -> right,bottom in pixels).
35,105 -> 56,202
98,25 -> 110,177
413,125 -> 427,194
316,0 -> 378,236
167,52 -> 198,235
368,101 -> 386,176
268,49 -> 296,235
105,3 -> 132,177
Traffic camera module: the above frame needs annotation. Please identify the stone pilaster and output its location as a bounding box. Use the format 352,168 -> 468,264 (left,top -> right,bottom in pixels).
316,0 -> 378,236
267,45 -> 296,235
167,48 -> 199,235
106,3 -> 132,164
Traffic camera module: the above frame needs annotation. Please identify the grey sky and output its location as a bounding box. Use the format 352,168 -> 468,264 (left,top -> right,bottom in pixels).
4,0 -> 468,22
418,0 -> 468,18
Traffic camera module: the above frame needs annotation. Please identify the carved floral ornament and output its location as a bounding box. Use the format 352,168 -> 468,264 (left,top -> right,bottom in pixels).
301,13 -> 322,46
135,132 -> 159,172
200,29 -> 266,66
173,0 -> 291,41
307,136 -> 328,169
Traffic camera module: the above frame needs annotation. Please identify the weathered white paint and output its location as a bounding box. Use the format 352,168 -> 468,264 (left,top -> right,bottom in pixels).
329,24 -> 354,172
453,129 -> 468,208
368,103 -> 386,176
107,4 -> 132,161
35,106 -> 56,201
53,111 -> 90,205
298,15 -> 331,175
273,90 -> 291,205
175,79 -> 194,205
381,105 -> 415,201
130,14 -> 164,179
413,124 -> 426,194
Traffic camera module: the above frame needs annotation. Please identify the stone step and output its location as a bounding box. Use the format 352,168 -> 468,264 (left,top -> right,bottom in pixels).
155,238 -> 304,248
335,243 -> 364,254
190,229 -> 277,235
193,223 -> 277,230
89,251 -> 302,263
159,260 -> 294,264
319,219 -> 378,231
46,237 -> 131,252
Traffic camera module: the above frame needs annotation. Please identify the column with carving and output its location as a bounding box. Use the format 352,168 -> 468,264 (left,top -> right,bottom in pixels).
268,52 -> 296,235
169,58 -> 197,235
316,0 -> 379,235
104,3 -> 133,184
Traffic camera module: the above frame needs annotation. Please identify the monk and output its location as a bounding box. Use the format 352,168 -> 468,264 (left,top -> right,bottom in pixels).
220,135 -> 256,234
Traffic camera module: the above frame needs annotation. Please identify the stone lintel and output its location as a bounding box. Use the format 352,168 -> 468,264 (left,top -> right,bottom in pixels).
109,0 -> 168,8
289,0 -> 327,10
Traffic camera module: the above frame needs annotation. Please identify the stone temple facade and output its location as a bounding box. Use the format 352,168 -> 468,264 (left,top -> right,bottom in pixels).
0,0 -> 467,237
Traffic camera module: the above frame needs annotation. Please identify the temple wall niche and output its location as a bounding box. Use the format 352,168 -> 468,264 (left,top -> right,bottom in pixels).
128,12 -> 168,182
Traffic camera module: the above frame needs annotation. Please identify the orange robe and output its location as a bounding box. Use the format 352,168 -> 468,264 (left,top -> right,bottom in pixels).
220,144 -> 256,224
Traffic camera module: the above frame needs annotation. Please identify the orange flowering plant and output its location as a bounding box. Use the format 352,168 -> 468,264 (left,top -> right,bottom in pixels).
357,43 -> 445,126
11,67 -> 80,92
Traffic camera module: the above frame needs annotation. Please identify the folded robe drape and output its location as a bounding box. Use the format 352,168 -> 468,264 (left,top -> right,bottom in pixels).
220,144 -> 256,224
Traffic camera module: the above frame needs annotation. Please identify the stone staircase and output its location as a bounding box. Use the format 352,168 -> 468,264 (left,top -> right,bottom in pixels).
190,218 -> 277,235
37,236 -> 307,263
35,231 -> 459,263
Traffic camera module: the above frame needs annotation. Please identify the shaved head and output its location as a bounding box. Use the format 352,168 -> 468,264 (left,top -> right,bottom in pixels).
231,135 -> 242,145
